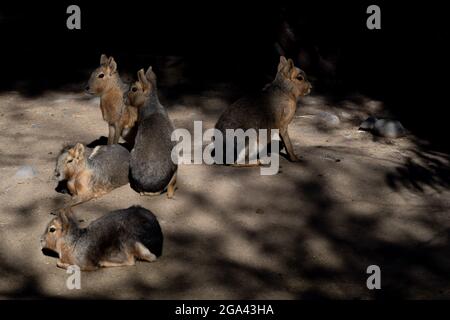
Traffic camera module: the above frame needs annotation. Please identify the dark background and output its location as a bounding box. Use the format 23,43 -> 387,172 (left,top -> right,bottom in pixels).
0,1 -> 448,150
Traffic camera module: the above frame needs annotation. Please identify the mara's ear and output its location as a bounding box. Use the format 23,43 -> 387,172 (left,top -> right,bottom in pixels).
100,54 -> 109,66
278,56 -> 288,71
72,143 -> 85,160
137,68 -> 150,90
277,56 -> 295,77
287,58 -> 296,78
58,208 -> 75,231
57,209 -> 69,230
145,66 -> 157,87
108,57 -> 117,75
287,58 -> 295,70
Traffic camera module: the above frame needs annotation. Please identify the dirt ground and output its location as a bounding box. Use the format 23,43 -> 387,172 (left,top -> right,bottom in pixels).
0,84 -> 449,299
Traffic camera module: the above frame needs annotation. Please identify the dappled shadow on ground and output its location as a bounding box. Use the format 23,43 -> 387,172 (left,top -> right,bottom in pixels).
1,0 -> 448,297
386,145 -> 450,194
3,150 -> 449,299
155,159 -> 450,299
1,83 -> 449,299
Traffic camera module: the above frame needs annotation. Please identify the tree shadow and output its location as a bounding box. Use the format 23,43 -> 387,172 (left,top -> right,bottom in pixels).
386,144 -> 450,193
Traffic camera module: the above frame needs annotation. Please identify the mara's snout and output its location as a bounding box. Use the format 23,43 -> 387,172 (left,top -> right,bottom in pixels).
305,83 -> 312,95
85,85 -> 95,95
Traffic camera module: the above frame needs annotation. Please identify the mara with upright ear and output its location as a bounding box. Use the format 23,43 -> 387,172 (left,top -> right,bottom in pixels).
40,206 -> 163,271
85,54 -> 138,145
54,143 -> 130,203
215,56 -> 312,163
127,67 -> 177,198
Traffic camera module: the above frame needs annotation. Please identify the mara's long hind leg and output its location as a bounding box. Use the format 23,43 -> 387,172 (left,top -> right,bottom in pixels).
134,242 -> 157,263
138,173 -> 177,199
280,129 -> 300,162
231,136 -> 261,167
99,260 -> 135,268
99,250 -> 135,268
167,172 -> 177,199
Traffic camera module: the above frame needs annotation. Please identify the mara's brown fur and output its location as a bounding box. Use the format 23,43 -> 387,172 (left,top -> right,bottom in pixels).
120,104 -> 139,145
40,206 -> 163,271
86,54 -> 137,145
55,143 -> 130,203
215,56 -> 312,162
127,67 -> 178,198
64,144 -> 108,202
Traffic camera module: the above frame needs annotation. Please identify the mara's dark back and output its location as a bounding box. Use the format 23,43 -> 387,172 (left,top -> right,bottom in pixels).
89,144 -> 130,187
215,93 -> 273,133
130,111 -> 177,193
83,206 -> 164,258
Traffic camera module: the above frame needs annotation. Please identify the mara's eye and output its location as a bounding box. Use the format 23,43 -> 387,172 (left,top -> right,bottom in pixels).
49,227 -> 56,233
67,159 -> 73,163
297,75 -> 304,81
132,87 -> 138,92
98,73 -> 105,79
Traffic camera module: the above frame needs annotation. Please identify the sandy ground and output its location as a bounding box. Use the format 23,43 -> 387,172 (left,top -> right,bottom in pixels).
0,85 -> 449,299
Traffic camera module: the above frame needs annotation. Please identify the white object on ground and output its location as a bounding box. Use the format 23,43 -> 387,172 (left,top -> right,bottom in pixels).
316,111 -> 340,127
13,165 -> 37,182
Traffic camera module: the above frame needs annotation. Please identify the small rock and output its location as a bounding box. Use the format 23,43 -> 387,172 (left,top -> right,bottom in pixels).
13,166 -> 37,182
359,117 -> 406,139
316,111 -> 340,127
373,119 -> 406,138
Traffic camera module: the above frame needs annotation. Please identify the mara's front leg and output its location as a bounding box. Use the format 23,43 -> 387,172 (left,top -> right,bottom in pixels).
56,260 -> 71,269
280,128 -> 300,162
113,123 -> 122,144
166,171 -> 177,199
107,124 -> 116,145
71,172 -> 94,204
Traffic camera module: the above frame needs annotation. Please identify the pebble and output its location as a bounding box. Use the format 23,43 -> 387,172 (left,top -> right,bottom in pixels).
359,117 -> 406,138
316,111 -> 340,127
373,119 -> 406,138
13,166 -> 37,182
